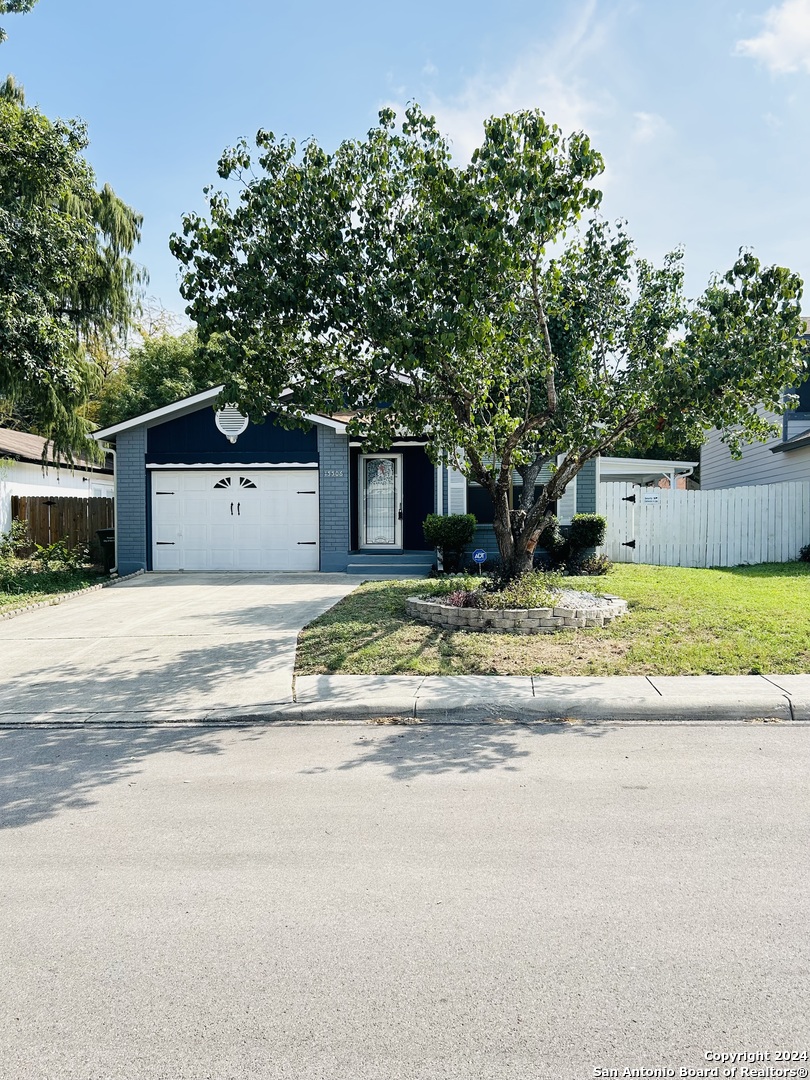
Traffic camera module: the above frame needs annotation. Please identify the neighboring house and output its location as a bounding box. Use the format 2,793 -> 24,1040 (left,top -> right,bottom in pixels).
701,327 -> 810,490
91,387 -> 697,576
0,427 -> 114,535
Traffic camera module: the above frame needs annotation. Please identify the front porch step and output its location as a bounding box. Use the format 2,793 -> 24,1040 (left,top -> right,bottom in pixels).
346,551 -> 434,577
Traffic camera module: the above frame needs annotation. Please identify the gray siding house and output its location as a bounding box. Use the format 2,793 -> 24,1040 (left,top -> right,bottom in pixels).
701,395 -> 810,490
92,388 -> 605,577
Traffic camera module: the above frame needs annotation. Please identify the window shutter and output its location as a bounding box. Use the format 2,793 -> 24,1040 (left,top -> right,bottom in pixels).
556,470 -> 577,525
446,466 -> 468,515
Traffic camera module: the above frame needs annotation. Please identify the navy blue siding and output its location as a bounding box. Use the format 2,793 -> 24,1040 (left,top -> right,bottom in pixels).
147,409 -> 318,465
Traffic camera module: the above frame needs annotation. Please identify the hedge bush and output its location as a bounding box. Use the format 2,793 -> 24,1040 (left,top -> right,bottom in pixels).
422,513 -> 477,571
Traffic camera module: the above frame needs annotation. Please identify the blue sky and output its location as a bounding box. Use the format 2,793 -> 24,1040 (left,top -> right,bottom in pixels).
3,0 -> 810,320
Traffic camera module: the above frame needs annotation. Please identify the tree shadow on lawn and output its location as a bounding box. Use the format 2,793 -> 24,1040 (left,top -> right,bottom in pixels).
303,720 -> 609,783
0,725 -> 227,831
297,618 -> 451,674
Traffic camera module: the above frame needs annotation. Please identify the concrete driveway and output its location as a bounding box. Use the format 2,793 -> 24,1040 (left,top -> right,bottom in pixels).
0,573 -> 359,723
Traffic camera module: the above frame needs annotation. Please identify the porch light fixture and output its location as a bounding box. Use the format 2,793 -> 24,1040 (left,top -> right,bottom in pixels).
215,406 -> 249,444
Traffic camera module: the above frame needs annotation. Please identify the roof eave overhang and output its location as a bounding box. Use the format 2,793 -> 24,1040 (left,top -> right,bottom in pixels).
772,436 -> 810,454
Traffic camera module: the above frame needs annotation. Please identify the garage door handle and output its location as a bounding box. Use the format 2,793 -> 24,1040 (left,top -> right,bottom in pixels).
297,542 -> 317,545
297,490 -> 316,494
237,502 -> 240,515
156,542 -> 175,545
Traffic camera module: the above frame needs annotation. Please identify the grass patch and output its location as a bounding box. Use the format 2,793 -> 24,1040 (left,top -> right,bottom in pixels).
0,568 -> 105,612
295,562 -> 810,676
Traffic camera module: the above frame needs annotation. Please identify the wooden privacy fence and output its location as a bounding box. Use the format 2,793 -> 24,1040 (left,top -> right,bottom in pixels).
598,481 -> 810,567
11,496 -> 114,550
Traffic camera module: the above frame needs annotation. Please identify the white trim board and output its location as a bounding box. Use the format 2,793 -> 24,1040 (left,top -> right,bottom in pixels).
146,462 -> 318,470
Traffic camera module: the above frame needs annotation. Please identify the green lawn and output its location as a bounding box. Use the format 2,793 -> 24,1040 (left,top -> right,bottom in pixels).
0,569 -> 104,613
295,562 -> 810,676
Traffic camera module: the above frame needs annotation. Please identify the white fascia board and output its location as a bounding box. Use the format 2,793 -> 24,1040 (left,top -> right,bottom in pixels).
304,413 -> 347,432
92,386 -> 224,440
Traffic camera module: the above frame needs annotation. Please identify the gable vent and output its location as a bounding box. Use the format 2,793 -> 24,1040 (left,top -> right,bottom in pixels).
215,406 -> 249,444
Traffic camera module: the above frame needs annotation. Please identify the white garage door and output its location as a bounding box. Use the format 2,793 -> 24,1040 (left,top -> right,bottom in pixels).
151,470 -> 319,571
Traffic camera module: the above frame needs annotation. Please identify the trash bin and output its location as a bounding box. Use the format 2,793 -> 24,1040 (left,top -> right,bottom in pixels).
96,528 -> 115,574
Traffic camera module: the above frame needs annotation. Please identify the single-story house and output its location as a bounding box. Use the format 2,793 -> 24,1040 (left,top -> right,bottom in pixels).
0,426 -> 114,535
89,388 -> 600,576
91,388 -> 699,576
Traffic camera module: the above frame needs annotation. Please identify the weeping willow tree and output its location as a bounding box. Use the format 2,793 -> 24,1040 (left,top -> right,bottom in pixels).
0,77 -> 145,456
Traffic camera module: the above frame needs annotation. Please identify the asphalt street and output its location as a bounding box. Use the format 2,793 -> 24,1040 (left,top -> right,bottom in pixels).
1,721 -> 808,1080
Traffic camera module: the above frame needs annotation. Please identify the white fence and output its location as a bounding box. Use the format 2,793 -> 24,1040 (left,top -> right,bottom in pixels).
598,481 -> 810,567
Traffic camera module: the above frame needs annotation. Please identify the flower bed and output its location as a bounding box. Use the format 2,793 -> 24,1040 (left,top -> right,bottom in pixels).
406,592 -> 627,634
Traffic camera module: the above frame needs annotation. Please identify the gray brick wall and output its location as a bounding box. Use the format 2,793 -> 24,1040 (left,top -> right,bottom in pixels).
318,427 -> 350,571
576,458 -> 597,514
114,428 -> 147,575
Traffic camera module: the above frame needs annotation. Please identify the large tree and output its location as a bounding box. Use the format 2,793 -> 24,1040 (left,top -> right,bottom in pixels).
0,81 -> 144,456
172,105 -> 804,579
92,328 -> 222,429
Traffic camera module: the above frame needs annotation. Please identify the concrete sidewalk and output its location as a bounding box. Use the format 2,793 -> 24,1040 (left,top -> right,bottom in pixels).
0,573 -> 808,725
288,672 -> 810,723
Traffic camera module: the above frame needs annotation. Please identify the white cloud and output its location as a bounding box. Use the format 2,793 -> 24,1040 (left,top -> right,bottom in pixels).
383,1 -> 613,162
736,0 -> 810,74
631,111 -> 668,143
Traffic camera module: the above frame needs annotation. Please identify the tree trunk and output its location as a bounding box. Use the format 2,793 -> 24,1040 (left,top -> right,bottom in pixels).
492,497 -> 553,581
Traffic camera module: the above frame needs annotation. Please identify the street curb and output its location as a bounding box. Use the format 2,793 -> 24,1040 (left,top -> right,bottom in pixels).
0,704 -> 805,727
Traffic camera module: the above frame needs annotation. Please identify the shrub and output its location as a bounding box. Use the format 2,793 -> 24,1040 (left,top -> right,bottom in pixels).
443,589 -> 486,608
0,519 -> 30,559
576,553 -> 613,576
486,570 -> 562,609
429,573 -> 485,597
568,513 -> 607,551
422,513 -> 477,572
429,570 -> 562,611
33,539 -> 89,572
544,513 -> 608,573
800,544 -> 810,563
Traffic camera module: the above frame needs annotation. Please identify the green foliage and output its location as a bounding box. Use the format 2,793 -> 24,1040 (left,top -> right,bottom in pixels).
799,544 -> 810,563
0,531 -> 91,595
94,330 -> 221,427
0,85 -> 144,457
569,513 -> 607,551
0,517 -> 29,557
483,571 -> 562,610
576,553 -> 613,576
173,104 -> 805,580
0,0 -> 38,44
431,569 -> 562,610
422,513 -> 477,571
544,513 -> 608,574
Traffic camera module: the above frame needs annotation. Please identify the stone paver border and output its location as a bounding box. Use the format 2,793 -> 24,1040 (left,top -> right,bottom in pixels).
0,568 -> 145,622
406,594 -> 627,634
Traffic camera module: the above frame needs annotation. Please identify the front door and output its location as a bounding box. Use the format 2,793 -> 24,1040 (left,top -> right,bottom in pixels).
359,454 -> 402,548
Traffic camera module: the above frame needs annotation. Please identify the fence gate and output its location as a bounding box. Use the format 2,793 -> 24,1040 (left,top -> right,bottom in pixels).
10,496 -> 114,549
598,481 -> 810,567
